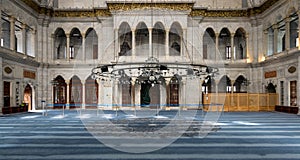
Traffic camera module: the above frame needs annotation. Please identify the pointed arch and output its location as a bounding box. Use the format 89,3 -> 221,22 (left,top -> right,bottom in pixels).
218,75 -> 231,93
70,28 -> 83,59
234,75 -> 247,93
203,28 -> 216,60
234,28 -> 247,60
119,22 -> 132,56
85,28 -> 98,59
136,22 -> 149,56
69,75 -> 82,109
54,28 -> 67,59
53,75 -> 67,109
153,22 -> 166,56
170,22 -> 182,56
219,28 -> 231,60
85,76 -> 98,109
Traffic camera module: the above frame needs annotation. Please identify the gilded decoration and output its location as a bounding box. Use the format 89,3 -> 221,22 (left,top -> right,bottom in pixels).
52,9 -> 111,17
20,0 -> 279,18
107,3 -> 194,12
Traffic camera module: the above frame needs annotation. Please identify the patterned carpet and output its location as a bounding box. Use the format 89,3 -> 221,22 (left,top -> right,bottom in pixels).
1,110 -> 300,160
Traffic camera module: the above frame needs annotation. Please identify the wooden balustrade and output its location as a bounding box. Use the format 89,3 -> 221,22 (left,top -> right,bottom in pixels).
202,93 -> 278,112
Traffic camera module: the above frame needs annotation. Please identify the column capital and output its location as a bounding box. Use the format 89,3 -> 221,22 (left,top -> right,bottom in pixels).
285,17 -> 291,22
272,24 -> 278,29
148,28 -> 153,31
131,28 -> 136,32
165,28 -> 170,32
81,80 -> 86,85
65,33 -> 70,38
215,32 -> 220,37
263,29 -> 269,34
245,33 -> 249,38
231,33 -> 235,38
65,80 -> 70,85
81,33 -> 86,38
9,16 -> 16,22
21,23 -> 27,29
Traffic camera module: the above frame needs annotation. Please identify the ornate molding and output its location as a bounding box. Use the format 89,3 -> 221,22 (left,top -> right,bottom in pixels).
190,9 -> 249,17
107,3 -> 194,12
52,9 -> 111,17
20,0 -> 280,18
191,0 -> 279,17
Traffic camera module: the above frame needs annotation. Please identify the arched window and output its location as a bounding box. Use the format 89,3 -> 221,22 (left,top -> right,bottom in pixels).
118,22 -> 132,56
234,28 -> 247,59
219,28 -> 231,60
218,76 -> 231,93
276,16 -> 285,53
1,17 -> 10,48
170,22 -> 182,56
267,27 -> 274,56
54,28 -> 67,59
153,22 -> 166,57
202,76 -> 216,93
136,22 -> 149,56
234,75 -> 247,93
85,28 -> 98,59
290,12 -> 299,49
70,28 -> 82,59
203,28 -> 216,60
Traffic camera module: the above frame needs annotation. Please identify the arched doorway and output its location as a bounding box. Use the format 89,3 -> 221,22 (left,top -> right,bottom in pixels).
69,76 -> 82,109
85,76 -> 98,109
53,76 -> 67,109
169,76 -> 179,107
23,84 -> 32,111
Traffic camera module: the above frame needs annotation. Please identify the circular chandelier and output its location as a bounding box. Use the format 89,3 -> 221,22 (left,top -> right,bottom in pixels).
91,56 -> 218,85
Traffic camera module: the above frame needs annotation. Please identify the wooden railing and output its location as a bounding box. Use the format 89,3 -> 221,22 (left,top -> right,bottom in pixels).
203,93 -> 278,112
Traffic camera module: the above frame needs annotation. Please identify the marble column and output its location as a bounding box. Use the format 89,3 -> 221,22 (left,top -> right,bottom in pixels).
97,79 -> 101,109
165,28 -> 169,56
66,80 -> 70,109
132,29 -> 136,56
263,30 -> 268,56
81,33 -> 86,61
149,28 -> 153,57
66,33 -> 70,60
182,29 -> 187,56
215,33 -> 219,60
21,24 -> 26,54
114,29 -> 119,60
285,17 -> 290,51
246,33 -> 250,61
9,16 -> 15,51
51,34 -> 55,60
81,80 -> 86,109
231,33 -> 235,60
273,24 -> 278,54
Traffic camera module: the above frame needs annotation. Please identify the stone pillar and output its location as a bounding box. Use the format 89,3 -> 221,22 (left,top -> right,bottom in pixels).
81,81 -> 86,109
21,24 -> 26,54
9,16 -> 15,51
215,33 -> 219,60
66,80 -> 70,109
114,29 -> 119,60
0,10 -> 2,41
51,34 -> 55,60
149,28 -> 153,57
82,33 -> 86,61
246,33 -> 250,61
165,28 -> 169,56
97,79 -> 101,109
231,33 -> 235,60
273,24 -> 278,54
66,33 -> 70,60
298,11 -> 300,50
182,29 -> 187,56
263,30 -> 268,56
132,29 -> 136,56
231,80 -> 235,94
285,17 -> 290,51
31,29 -> 36,57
